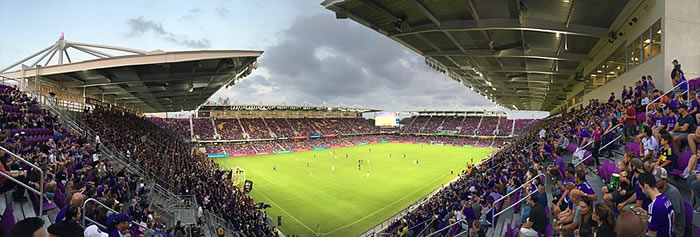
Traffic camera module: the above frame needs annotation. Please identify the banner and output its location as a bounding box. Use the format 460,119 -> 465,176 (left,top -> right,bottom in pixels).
379,140 -> 389,143
369,141 -> 378,144
256,152 -> 273,155
274,150 -> 294,154
292,136 -> 307,139
323,134 -> 339,137
356,142 -> 368,146
308,134 -> 323,139
312,147 -> 328,151
231,153 -> 248,157
294,148 -> 311,152
278,136 -> 290,140
208,154 -> 228,158
246,153 -> 256,156
329,145 -> 343,149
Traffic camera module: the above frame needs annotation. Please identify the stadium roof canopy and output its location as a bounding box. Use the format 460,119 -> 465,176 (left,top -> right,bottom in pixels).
322,0 -> 636,111
0,35 -> 262,113
199,104 -> 381,113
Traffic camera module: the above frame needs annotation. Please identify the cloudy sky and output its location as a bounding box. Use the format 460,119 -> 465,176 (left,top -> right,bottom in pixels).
0,0 -> 495,112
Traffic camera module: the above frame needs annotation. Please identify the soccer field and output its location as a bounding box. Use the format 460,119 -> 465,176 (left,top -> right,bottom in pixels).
213,143 -> 495,236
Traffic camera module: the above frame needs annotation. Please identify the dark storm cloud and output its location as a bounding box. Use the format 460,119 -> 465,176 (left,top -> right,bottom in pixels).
216,14 -> 494,111
126,17 -> 211,48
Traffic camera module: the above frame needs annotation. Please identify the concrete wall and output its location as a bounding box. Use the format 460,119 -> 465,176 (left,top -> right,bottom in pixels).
554,0 -> 667,110
664,0 -> 700,89
581,55 -> 664,103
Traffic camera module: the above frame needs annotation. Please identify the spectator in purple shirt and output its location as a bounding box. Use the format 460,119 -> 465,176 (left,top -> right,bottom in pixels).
575,169 -> 597,201
609,92 -> 615,104
639,172 -> 675,237
622,86 -> 628,101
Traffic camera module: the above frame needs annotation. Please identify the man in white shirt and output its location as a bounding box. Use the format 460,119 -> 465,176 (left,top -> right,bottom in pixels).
640,126 -> 659,170
94,134 -> 101,150
539,129 -> 546,139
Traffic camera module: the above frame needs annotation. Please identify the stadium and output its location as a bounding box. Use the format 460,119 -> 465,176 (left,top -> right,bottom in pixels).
0,0 -> 699,237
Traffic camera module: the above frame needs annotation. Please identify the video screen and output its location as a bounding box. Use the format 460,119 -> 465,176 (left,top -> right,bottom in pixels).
375,112 -> 400,127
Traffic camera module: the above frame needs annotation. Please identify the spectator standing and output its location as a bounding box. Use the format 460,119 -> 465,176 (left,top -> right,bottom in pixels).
653,167 -> 685,236
671,59 -> 681,82
639,172 -> 675,237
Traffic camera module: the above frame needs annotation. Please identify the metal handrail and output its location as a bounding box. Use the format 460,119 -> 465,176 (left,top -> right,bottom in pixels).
574,133 -> 622,167
81,198 -> 151,230
0,145 -> 44,215
491,173 -> 544,224
646,82 -> 689,115
425,218 -> 468,237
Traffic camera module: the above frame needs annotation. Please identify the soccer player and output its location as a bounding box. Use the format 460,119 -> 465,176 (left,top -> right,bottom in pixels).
345,154 -> 348,158
273,165 -> 277,172
332,165 -> 335,172
368,148 -> 371,152
358,160 -> 362,170
639,172 -> 675,237
366,171 -> 370,179
389,153 -> 392,158
313,154 -> 316,158
402,153 -> 406,158
307,161 -> 311,167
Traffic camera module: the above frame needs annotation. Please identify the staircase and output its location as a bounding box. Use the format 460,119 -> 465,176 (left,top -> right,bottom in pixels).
43,103 -> 239,237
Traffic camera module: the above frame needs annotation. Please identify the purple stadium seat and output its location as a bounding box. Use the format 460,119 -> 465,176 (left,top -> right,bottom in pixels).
566,143 -> 577,154
583,151 -> 593,165
1,198 -> 16,237
28,191 -> 56,216
671,152 -> 693,177
625,142 -> 641,157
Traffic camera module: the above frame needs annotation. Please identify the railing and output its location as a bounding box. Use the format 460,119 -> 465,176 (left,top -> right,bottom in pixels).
203,210 -> 238,237
425,218 -> 469,237
359,174 -> 462,237
645,81 -> 690,115
0,145 -> 44,215
492,173 -> 544,225
574,133 -> 623,167
81,198 -> 152,231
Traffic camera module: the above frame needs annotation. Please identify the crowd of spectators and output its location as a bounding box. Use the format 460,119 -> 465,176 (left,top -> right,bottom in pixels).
287,118 -> 319,136
192,118 -> 215,140
204,135 -> 504,154
459,117 -> 481,136
82,108 -> 277,236
1,84 -> 164,237
439,116 -> 462,131
213,118 -> 245,140
497,118 -> 514,136
383,66 -> 698,237
401,116 -> 538,137
149,117 -> 191,139
240,118 -> 271,139
475,117 -> 499,136
169,117 -> 379,140
265,118 -> 296,137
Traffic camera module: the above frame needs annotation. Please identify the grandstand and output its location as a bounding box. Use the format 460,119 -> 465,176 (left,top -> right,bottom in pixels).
321,0 -> 700,236
2,0 -> 700,236
399,109 -> 539,137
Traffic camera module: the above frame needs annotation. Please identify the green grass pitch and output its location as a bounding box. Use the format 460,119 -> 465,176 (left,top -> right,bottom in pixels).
213,143 -> 495,236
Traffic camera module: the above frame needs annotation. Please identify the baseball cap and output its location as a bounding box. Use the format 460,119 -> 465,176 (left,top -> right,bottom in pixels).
631,158 -> 644,173
652,167 -> 668,181
624,99 -> 632,104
